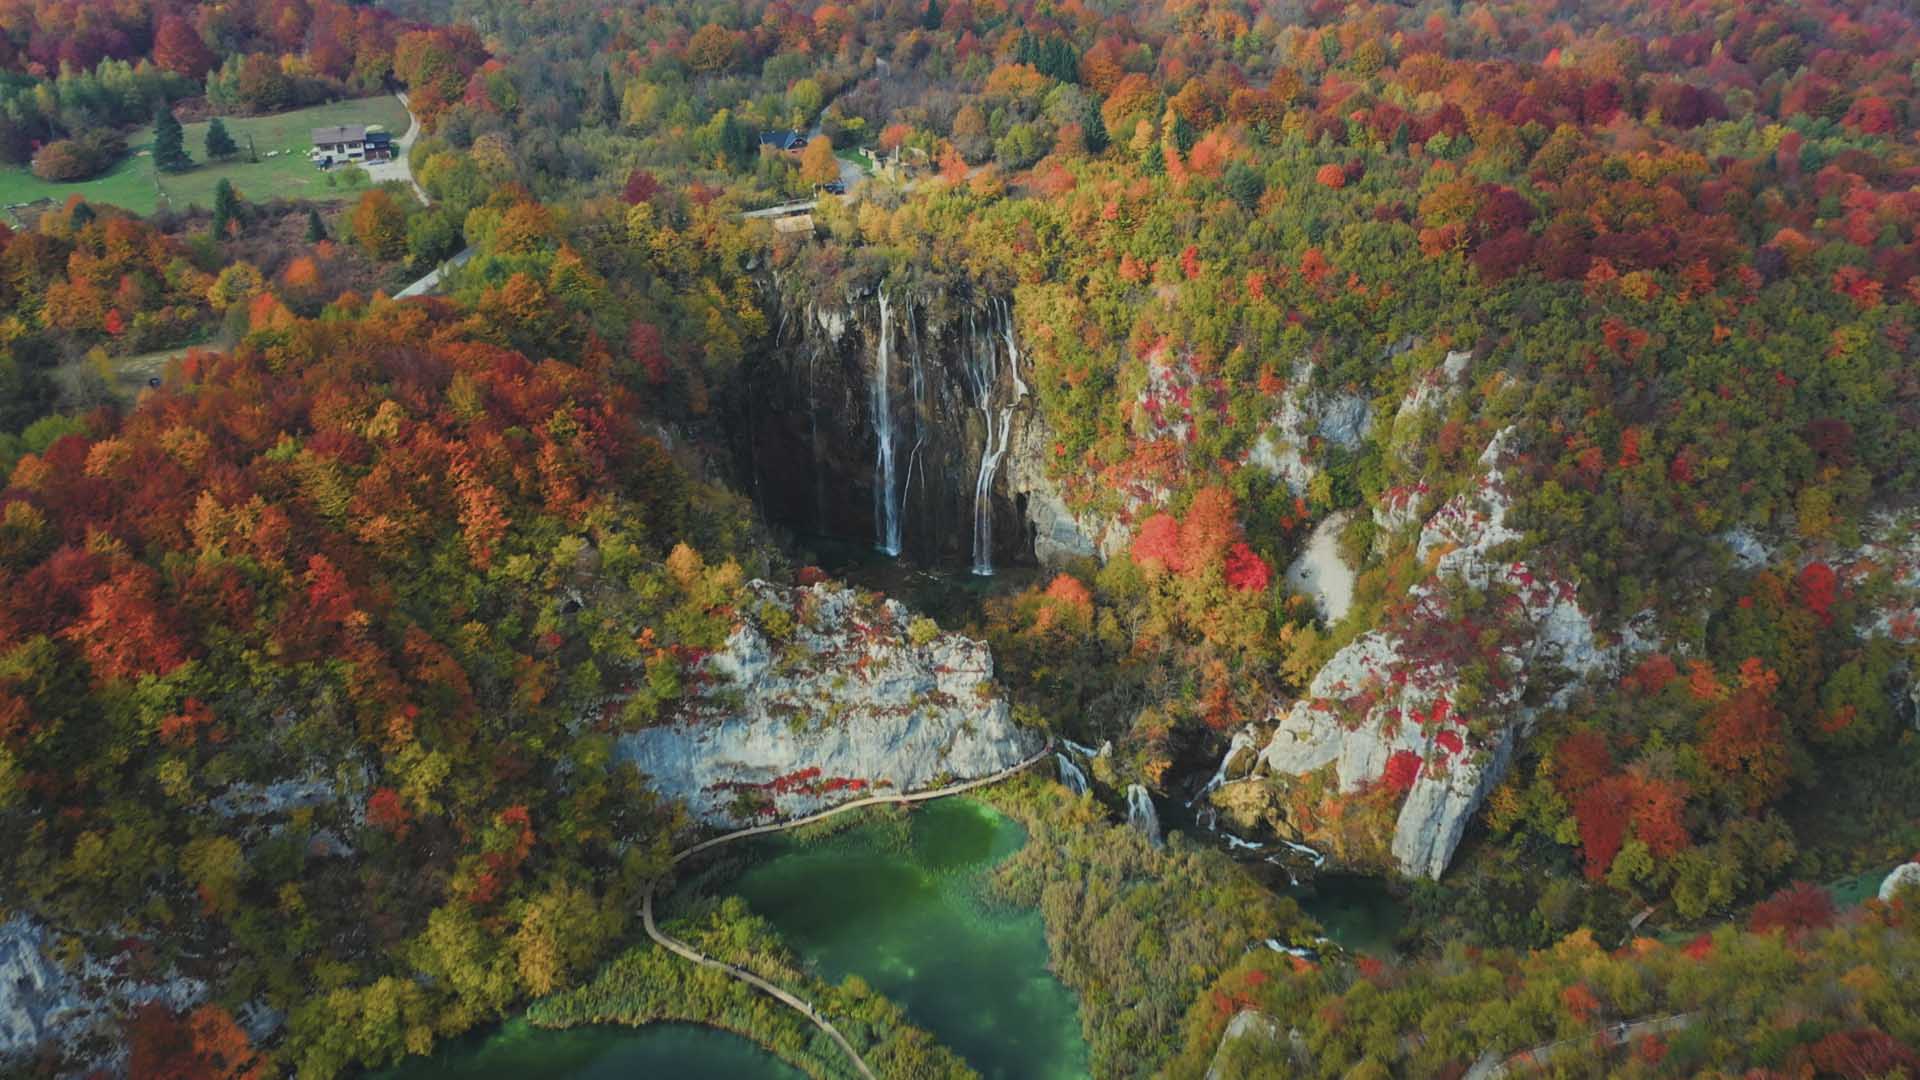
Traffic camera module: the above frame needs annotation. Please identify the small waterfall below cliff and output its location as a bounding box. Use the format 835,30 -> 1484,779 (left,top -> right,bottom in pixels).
870,292 -> 901,556
1189,726 -> 1261,807
966,299 -> 1027,576
1056,753 -> 1089,796
1125,784 -> 1162,847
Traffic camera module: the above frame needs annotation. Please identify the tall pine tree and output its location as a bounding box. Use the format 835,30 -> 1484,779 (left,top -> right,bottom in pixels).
305,208 -> 326,243
597,70 -> 620,127
209,179 -> 240,239
152,108 -> 192,173
204,117 -> 237,160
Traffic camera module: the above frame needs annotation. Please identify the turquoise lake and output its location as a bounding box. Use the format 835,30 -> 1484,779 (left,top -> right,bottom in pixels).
381,797 -> 1088,1078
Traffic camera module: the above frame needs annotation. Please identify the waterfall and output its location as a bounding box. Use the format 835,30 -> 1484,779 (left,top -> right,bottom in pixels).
1062,738 -> 1098,758
1277,838 -> 1327,867
1125,784 -> 1162,847
1189,726 -> 1260,807
1056,754 -> 1089,796
900,300 -> 928,537
965,299 -> 1027,576
870,292 -> 900,555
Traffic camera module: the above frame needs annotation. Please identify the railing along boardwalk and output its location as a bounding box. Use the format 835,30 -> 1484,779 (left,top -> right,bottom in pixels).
639,738 -> 1054,1080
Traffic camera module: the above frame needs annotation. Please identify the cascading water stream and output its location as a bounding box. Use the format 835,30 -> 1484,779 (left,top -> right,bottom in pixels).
870,292 -> 901,556
1125,784 -> 1162,847
1055,754 -> 1089,796
966,299 -> 1027,576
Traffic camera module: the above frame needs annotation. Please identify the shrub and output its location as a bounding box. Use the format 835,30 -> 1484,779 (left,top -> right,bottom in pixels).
30,131 -> 125,182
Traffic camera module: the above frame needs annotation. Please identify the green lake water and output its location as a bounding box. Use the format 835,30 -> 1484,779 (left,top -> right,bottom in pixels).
728,797 -> 1090,1080
378,1018 -> 803,1079
377,797 -> 1087,1079
1293,874 -> 1406,956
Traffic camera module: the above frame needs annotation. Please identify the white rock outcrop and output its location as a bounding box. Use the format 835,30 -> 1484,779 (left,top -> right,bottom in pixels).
0,917 -> 207,1072
616,580 -> 1040,827
0,918 -> 74,1060
1284,511 -> 1357,624
1249,360 -> 1374,495
1879,862 -> 1920,902
1006,412 -> 1126,566
1260,430 -> 1611,879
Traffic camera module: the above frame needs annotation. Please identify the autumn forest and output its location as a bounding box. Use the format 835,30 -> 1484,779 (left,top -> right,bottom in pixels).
5,0 -> 1920,1076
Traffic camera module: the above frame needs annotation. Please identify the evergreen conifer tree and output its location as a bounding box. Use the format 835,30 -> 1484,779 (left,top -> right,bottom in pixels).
597,71 -> 620,127
305,208 -> 326,243
204,117 -> 237,160
209,179 -> 239,239
153,107 -> 192,173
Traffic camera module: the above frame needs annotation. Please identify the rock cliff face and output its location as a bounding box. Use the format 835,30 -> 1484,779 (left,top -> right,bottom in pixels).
738,281 -> 1037,574
0,917 -> 206,1074
615,580 -> 1041,827
1248,359 -> 1376,495
1257,430 -> 1614,879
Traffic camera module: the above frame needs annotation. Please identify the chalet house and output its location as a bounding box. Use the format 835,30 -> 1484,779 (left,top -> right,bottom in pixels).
759,130 -> 807,155
310,125 -> 394,167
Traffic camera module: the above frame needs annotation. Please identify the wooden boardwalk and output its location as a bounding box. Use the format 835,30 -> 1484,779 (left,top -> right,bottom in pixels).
640,738 -> 1054,1079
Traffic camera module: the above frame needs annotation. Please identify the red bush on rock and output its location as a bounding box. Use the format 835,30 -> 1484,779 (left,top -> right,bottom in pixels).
1381,749 -> 1421,792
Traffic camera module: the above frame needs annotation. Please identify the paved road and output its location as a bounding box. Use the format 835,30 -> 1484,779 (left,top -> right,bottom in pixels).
366,91 -> 428,206
641,738 -> 1055,1080
395,246 -> 473,299
1464,1013 -> 1695,1078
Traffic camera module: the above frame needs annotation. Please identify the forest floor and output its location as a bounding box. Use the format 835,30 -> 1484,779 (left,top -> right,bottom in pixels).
0,95 -> 409,217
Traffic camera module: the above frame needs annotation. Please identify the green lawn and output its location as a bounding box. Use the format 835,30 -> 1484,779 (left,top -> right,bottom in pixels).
0,96 -> 409,217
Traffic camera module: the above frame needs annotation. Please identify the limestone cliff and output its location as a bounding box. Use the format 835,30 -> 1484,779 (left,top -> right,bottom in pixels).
616,580 -> 1041,827
1257,430 -> 1613,879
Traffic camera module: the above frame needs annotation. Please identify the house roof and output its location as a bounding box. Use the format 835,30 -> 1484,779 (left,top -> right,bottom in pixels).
312,125 -> 366,144
759,130 -> 806,150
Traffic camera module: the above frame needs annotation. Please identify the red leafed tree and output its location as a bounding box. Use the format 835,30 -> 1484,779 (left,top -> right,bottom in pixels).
1702,658 -> 1790,807
1808,1029 -> 1920,1078
1572,777 -> 1630,880
1178,486 -> 1240,571
1627,775 -> 1689,858
63,563 -> 191,682
1748,881 -> 1834,939
1552,729 -> 1613,796
627,320 -> 669,385
367,787 -> 412,837
1798,561 -> 1838,626
152,17 -> 217,78
1223,542 -> 1271,592
128,1003 -> 266,1080
1131,513 -> 1185,574
1315,163 -> 1347,189
1560,983 -> 1600,1023
622,169 -> 661,205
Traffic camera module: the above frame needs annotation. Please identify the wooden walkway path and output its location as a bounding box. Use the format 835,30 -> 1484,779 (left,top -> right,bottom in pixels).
640,738 -> 1053,1080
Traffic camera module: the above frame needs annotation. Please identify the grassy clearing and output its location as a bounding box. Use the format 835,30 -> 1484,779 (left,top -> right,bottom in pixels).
0,96 -> 409,216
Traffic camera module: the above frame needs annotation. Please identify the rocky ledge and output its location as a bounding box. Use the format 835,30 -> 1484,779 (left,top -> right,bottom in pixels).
615,580 -> 1040,827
